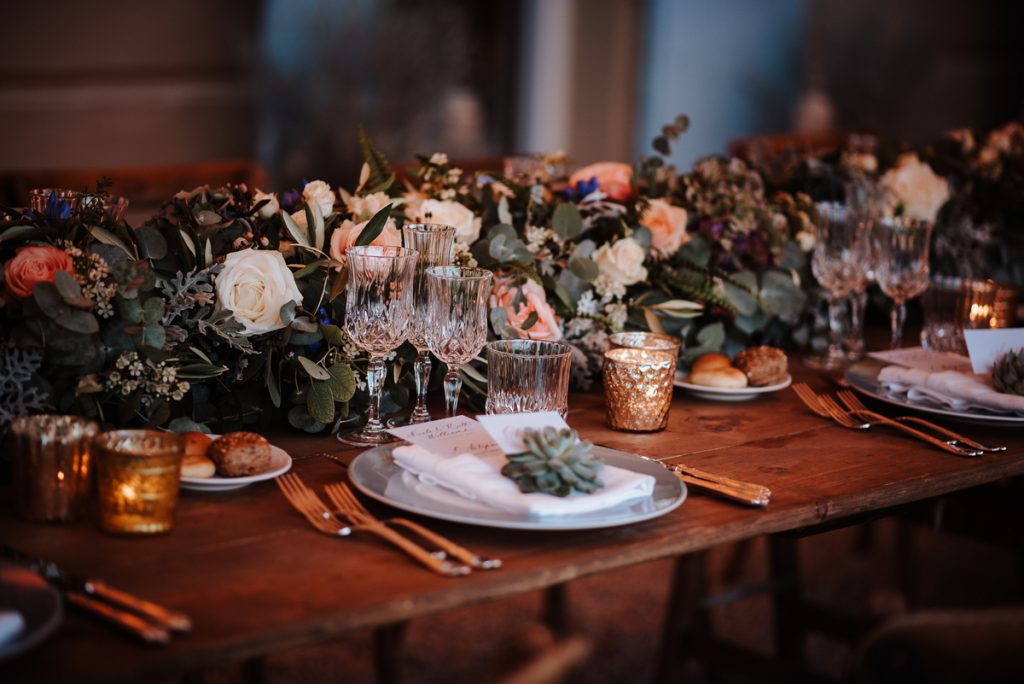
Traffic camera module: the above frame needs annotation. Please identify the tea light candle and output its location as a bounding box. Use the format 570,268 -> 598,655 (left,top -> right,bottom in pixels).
603,348 -> 676,432
10,415 -> 99,522
94,430 -> 183,535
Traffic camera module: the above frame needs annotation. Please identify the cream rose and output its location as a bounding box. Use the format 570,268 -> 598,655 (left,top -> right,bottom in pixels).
215,249 -> 303,335
328,218 -> 401,268
253,189 -> 279,219
345,191 -> 396,221
569,162 -> 633,202
640,199 -> 688,259
415,199 -> 481,245
490,275 -> 562,342
302,180 -> 335,217
593,238 -> 648,298
878,153 -> 950,223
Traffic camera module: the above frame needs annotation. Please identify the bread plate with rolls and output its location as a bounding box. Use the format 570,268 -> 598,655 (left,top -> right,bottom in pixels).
675,347 -> 792,401
179,432 -> 292,492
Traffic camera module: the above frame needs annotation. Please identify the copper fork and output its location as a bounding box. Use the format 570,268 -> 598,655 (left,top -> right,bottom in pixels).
837,390 -> 1005,453
792,384 -> 983,457
324,481 -> 501,570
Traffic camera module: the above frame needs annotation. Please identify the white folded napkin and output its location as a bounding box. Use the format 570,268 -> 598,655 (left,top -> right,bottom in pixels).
0,610 -> 25,645
391,445 -> 656,517
878,365 -> 1024,415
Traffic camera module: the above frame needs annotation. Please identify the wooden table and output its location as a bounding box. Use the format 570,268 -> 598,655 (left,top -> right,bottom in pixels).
3,367 -> 1024,682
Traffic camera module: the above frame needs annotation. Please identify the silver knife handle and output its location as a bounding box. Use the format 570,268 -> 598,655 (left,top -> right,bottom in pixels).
66,591 -> 171,644
87,581 -> 192,632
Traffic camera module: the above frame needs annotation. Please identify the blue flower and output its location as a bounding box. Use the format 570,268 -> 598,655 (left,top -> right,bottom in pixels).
564,176 -> 599,201
45,192 -> 72,220
280,188 -> 301,212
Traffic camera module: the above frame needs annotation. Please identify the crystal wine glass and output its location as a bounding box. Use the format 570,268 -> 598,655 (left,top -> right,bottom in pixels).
875,217 -> 933,349
337,245 -> 418,446
424,266 -> 493,417
806,202 -> 870,370
391,223 -> 455,426
842,179 -> 880,358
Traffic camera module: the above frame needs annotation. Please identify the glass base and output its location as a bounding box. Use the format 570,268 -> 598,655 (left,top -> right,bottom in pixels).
335,428 -> 398,448
385,414 -> 432,428
803,352 -> 848,371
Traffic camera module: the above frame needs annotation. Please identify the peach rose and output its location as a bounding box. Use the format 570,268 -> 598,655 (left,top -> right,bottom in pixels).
328,218 -> 401,268
641,199 -> 688,259
3,245 -> 74,299
569,162 -> 633,202
490,276 -> 562,342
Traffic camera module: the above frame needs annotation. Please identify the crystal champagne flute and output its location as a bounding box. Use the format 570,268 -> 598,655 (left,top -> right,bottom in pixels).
806,202 -> 870,370
875,217 -> 933,349
392,223 -> 455,426
424,266 -> 493,417
337,245 -> 418,446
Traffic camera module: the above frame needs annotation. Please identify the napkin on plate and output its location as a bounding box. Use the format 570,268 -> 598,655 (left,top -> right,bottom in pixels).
391,445 -> 656,516
878,365 -> 1024,415
0,610 -> 25,645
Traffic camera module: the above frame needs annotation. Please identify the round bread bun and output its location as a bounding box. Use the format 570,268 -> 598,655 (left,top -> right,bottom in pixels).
183,431 -> 212,460
734,346 -> 788,386
180,452 -> 216,479
691,353 -> 732,373
209,432 -> 272,477
688,366 -> 749,389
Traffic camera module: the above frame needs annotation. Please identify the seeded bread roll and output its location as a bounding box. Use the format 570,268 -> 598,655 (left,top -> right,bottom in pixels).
688,366 -> 749,388
734,346 -> 788,386
691,353 -> 732,373
209,432 -> 272,477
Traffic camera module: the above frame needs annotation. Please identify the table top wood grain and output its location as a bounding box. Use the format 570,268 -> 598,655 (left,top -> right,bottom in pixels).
3,367 -> 1023,682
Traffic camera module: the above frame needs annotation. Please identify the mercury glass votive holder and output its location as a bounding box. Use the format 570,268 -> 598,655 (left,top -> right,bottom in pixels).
9,414 -> 100,522
607,331 -> 682,361
603,348 -> 676,432
29,188 -> 82,219
94,430 -> 183,535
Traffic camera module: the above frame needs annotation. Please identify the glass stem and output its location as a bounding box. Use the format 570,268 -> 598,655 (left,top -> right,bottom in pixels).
411,349 -> 432,423
826,295 -> 843,360
890,299 -> 907,350
848,290 -> 867,356
364,354 -> 387,436
443,364 -> 463,417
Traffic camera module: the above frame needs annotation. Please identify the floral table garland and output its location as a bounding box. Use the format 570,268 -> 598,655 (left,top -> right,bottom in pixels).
0,122 -> 823,433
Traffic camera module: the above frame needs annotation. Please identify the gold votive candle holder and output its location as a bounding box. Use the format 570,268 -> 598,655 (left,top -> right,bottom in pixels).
603,348 -> 676,432
9,414 -> 100,522
94,430 -> 183,535
607,331 -> 682,360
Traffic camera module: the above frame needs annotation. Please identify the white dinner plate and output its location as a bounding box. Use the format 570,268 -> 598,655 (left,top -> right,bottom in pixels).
845,360 -> 1024,427
180,437 -> 292,492
0,563 -> 63,662
674,372 -> 792,402
348,445 -> 687,531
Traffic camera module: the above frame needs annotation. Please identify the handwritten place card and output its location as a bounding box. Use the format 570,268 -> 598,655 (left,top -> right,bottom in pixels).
868,347 -> 972,373
386,416 -> 504,458
476,411 -> 570,455
964,328 -> 1024,374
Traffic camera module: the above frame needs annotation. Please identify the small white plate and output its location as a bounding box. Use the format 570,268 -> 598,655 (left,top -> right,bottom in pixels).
674,372 -> 792,402
180,438 -> 292,492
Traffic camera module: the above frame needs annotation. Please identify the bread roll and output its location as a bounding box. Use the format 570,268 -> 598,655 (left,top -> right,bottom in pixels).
688,366 -> 749,388
691,353 -> 731,373
183,432 -> 212,459
181,452 -> 216,479
209,432 -> 272,477
734,346 -> 788,386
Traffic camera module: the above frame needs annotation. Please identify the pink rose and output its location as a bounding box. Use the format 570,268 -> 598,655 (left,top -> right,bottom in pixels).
569,162 -> 634,202
641,199 -> 689,259
490,275 -> 562,342
328,218 -> 401,268
3,245 -> 74,299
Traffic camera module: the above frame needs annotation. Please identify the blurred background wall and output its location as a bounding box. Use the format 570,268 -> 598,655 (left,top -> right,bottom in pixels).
0,0 -> 1021,200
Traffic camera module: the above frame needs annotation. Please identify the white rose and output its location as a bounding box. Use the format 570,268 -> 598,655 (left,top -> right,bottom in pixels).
253,189 -> 279,219
878,153 -> 950,223
416,198 -> 481,245
216,249 -> 303,335
593,238 -> 648,298
346,191 -> 397,221
302,179 -> 335,217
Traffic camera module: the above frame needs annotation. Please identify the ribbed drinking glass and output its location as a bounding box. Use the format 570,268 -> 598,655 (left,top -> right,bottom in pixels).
485,340 -> 573,417
424,266 -> 492,417
338,245 -> 418,446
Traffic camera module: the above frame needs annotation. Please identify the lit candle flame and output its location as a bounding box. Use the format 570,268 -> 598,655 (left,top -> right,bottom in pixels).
119,483 -> 137,500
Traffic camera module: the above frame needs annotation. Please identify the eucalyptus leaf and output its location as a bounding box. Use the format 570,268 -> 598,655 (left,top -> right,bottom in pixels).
321,324 -> 346,346
288,405 -> 317,430
326,363 -> 357,402
568,256 -> 599,283
168,417 -> 210,434
0,225 -> 39,243
140,324 -> 166,349
142,297 -> 165,323
298,356 -> 331,380
118,297 -> 143,323
632,226 -> 653,250
696,322 -> 725,350
307,380 -> 335,424
267,362 -> 282,408
290,316 -> 319,333
497,196 -> 512,225
678,235 -> 710,267
279,300 -> 297,325
31,282 -> 66,320
760,269 -> 806,317
56,310 -> 99,335
53,270 -> 83,301
552,202 -> 583,240
134,226 -> 168,260
721,270 -> 759,316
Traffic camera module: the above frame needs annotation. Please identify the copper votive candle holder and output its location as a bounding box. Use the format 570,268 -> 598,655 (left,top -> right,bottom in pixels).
607,331 -> 682,360
94,430 -> 183,535
603,348 -> 676,432
9,414 -> 100,522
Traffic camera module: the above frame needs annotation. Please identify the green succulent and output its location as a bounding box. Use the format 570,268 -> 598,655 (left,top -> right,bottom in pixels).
993,348 -> 1024,396
501,427 -> 604,497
